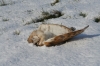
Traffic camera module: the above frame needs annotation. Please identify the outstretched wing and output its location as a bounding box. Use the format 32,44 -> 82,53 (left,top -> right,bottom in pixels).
44,25 -> 89,47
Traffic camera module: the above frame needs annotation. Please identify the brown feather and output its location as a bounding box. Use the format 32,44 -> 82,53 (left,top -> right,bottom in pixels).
44,25 -> 89,47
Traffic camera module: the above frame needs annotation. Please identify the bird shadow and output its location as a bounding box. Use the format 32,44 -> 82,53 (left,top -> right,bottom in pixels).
68,34 -> 100,42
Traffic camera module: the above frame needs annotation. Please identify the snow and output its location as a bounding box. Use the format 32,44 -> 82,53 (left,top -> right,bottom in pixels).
0,0 -> 100,66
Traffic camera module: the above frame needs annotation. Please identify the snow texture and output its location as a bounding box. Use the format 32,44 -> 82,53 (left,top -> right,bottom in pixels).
0,0 -> 100,66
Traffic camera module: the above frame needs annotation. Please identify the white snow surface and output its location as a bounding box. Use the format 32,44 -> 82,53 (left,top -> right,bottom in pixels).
0,0 -> 100,66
